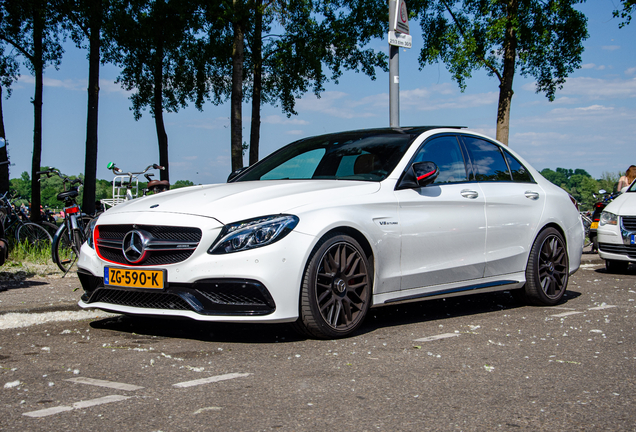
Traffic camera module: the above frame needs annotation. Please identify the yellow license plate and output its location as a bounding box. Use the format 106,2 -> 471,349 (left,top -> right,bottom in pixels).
104,267 -> 165,289
590,222 -> 599,229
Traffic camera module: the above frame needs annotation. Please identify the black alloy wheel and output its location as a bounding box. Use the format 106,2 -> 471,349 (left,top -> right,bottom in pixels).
523,227 -> 569,305
295,233 -> 372,339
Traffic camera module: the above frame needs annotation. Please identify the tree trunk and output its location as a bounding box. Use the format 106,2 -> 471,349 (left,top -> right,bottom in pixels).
249,0 -> 262,167
231,0 -> 244,172
154,51 -> 169,183
495,0 -> 518,146
30,7 -> 44,223
82,0 -> 102,215
0,87 -> 9,195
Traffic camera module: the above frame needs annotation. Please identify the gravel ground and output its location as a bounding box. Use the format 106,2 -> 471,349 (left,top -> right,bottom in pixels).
0,261 -> 82,314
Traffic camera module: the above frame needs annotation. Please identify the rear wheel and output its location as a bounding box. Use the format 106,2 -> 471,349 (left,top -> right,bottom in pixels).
605,259 -> 629,274
16,222 -> 52,250
523,227 -> 569,306
294,233 -> 372,339
52,222 -> 87,273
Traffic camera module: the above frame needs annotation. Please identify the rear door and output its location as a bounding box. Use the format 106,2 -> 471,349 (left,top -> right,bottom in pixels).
460,135 -> 545,277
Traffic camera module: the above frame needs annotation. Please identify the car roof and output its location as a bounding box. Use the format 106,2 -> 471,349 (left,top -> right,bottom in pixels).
294,126 -> 467,143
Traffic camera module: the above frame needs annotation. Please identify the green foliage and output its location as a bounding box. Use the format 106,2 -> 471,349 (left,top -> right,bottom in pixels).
172,180 -> 194,189
540,167 -> 622,211
9,172 -> 31,200
614,0 -> 635,28
105,0 -> 207,121
414,0 -> 588,100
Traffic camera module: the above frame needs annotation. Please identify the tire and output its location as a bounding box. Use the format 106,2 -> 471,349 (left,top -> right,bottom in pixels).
52,224 -> 84,273
522,227 -> 569,306
294,233 -> 372,339
16,222 -> 52,249
605,259 -> 629,274
40,220 -> 59,238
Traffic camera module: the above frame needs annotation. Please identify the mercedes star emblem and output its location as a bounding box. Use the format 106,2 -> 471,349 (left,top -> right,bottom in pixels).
122,230 -> 146,263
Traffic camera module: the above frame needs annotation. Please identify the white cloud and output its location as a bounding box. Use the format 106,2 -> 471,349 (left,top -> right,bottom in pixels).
557,76 -> 636,99
261,115 -> 308,125
625,67 -> 636,76
602,45 -> 620,51
295,91 -> 380,119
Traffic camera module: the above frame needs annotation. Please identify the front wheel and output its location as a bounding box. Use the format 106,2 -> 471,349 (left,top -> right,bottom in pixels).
294,233 -> 372,339
16,222 -> 52,250
522,227 -> 569,306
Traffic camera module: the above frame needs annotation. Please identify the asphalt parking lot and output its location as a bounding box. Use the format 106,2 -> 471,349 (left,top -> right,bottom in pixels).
1,252 -> 635,431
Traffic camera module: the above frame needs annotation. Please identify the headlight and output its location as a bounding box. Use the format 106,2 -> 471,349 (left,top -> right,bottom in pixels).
208,215 -> 299,254
599,211 -> 618,227
86,217 -> 99,249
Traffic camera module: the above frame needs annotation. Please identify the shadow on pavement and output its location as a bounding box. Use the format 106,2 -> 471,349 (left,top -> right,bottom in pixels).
89,288 -> 581,343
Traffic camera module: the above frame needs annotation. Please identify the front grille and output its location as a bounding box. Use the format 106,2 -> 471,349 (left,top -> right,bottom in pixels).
622,216 -> 636,232
96,224 -> 202,266
90,288 -> 192,310
599,243 -> 636,259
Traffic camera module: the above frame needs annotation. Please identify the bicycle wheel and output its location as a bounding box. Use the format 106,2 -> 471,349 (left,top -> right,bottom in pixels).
51,216 -> 92,273
17,222 -> 52,249
40,220 -> 59,238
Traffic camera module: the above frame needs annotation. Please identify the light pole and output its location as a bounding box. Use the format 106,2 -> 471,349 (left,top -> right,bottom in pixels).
388,0 -> 412,128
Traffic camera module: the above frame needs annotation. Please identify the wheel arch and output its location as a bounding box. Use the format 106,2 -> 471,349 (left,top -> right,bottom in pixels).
307,226 -> 376,293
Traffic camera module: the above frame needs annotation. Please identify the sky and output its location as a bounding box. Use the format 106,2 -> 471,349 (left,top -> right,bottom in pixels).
2,0 -> 635,186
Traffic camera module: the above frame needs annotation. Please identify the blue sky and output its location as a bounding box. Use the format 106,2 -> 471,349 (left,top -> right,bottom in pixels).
3,0 -> 635,185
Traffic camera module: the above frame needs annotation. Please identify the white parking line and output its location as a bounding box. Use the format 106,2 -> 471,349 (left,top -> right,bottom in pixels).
414,333 -> 460,342
588,305 -> 617,311
66,377 -> 144,391
550,311 -> 584,318
173,372 -> 251,389
23,395 -> 130,418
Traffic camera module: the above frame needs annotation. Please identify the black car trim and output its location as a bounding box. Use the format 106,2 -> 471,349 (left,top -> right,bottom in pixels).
383,280 -> 520,304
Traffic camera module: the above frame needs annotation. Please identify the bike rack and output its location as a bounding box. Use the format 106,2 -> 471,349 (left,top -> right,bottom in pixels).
100,175 -> 139,209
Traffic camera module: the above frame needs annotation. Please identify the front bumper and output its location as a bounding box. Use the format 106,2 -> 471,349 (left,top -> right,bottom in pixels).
597,219 -> 636,262
77,214 -> 315,323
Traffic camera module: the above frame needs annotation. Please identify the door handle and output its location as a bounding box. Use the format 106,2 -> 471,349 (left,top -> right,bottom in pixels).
525,191 -> 540,200
461,189 -> 479,199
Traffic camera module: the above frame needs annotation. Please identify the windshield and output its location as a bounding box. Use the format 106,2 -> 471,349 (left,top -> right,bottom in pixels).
233,131 -> 416,182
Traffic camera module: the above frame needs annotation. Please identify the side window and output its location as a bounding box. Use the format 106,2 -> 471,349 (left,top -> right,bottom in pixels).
503,151 -> 534,183
413,136 -> 468,184
462,137 -> 511,181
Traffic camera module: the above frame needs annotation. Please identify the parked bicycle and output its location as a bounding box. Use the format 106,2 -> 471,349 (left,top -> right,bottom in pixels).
37,168 -> 95,274
0,191 -> 52,250
100,162 -> 167,209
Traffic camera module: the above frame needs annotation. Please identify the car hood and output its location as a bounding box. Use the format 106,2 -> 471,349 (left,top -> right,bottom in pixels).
102,180 -> 381,224
604,192 -> 636,217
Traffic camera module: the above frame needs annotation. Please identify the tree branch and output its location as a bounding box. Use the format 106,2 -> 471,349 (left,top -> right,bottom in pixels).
440,0 -> 503,83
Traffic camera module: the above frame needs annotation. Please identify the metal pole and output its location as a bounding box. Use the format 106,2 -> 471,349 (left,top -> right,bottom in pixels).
389,0 -> 399,128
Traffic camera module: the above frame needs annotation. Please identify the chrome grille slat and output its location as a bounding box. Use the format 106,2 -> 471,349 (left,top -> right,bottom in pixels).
96,224 -> 202,266
622,216 -> 636,232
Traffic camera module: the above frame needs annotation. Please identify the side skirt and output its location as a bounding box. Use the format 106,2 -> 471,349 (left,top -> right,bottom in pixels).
373,278 -> 525,307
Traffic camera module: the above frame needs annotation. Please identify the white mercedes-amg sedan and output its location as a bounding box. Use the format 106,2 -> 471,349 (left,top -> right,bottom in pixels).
77,127 -> 584,339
